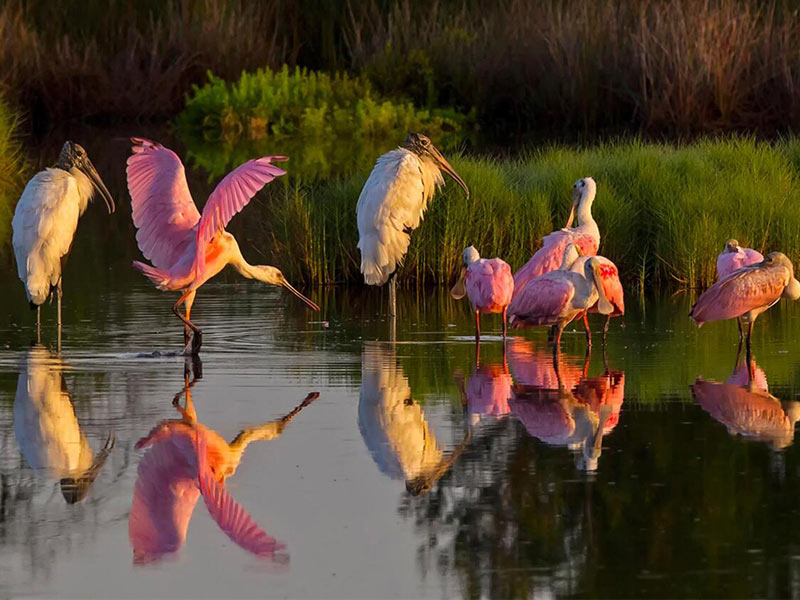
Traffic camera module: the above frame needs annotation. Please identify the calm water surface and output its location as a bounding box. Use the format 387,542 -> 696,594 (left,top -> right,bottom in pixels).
1,131 -> 800,598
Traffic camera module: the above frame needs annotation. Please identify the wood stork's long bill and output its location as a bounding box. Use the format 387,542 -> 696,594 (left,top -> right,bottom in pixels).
58,141 -> 115,214
403,132 -> 470,198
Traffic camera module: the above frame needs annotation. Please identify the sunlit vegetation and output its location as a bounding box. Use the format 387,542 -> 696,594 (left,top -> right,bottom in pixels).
3,0 -> 800,140
256,137 -> 800,291
0,95 -> 28,259
175,66 -> 467,179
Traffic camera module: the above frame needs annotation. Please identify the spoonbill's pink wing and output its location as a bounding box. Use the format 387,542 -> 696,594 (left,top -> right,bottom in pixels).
716,248 -> 764,279
466,258 -> 514,313
194,156 -> 287,278
195,433 -> 285,558
690,263 -> 786,325
508,273 -> 574,327
127,138 -> 201,270
693,379 -> 789,440
727,361 -> 769,391
510,389 -> 574,443
467,364 -> 513,416
514,230 -> 598,292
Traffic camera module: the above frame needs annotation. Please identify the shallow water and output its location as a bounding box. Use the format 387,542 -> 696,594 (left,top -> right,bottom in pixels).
2,132 -> 800,598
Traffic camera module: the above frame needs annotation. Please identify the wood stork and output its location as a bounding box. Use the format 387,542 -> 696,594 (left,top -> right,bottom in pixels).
356,133 -> 469,320
12,141 -> 114,343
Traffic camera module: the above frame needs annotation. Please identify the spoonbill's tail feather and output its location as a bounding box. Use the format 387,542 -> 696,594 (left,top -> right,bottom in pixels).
133,261 -> 172,290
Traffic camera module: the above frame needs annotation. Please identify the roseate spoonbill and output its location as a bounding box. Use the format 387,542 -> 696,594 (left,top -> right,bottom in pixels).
453,347 -> 513,425
13,346 -> 115,503
690,251 -> 800,359
12,142 -> 114,342
569,254 -> 624,340
358,342 -> 470,495
127,138 -> 319,354
130,371 -> 318,562
693,356 -> 800,450
356,133 -> 469,319
508,244 -> 614,352
716,239 -> 764,338
450,246 -> 514,341
513,177 -> 599,293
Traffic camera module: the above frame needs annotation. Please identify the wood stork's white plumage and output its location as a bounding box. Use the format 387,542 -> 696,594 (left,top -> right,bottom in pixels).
356,133 -> 469,319
13,346 -> 115,503
12,141 -> 114,340
357,342 -> 470,495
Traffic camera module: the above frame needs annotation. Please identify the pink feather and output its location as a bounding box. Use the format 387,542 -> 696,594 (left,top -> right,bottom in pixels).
465,258 -> 514,313
514,230 -> 598,293
717,246 -> 764,279
195,432 -> 286,558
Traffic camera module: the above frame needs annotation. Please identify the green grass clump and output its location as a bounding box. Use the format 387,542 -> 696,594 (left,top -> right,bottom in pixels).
176,65 -> 468,179
257,136 -> 800,290
0,95 -> 28,259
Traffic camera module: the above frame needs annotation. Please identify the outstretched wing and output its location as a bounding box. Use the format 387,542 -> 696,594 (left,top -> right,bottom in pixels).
194,156 -> 287,277
127,138 -> 201,270
690,262 -> 788,325
195,433 -> 285,557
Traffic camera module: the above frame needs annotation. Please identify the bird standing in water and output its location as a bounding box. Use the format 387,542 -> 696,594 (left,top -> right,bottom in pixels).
126,138 -> 319,354
513,177 -> 599,293
715,239 -> 764,338
690,252 -> 800,361
450,246 -> 514,341
356,133 -> 469,322
12,141 -> 114,345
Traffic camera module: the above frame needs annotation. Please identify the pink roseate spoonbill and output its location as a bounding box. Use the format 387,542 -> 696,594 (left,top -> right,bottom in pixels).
507,338 -> 588,390
690,252 -> 800,360
356,133 -> 469,319
129,375 -> 318,563
358,342 -> 470,496
450,246 -> 514,341
508,244 -> 614,352
453,351 -> 513,425
716,239 -> 764,338
12,141 -> 114,342
693,357 -> 800,450
13,346 -> 115,503
126,138 -> 319,354
513,177 -> 599,294
569,254 -> 624,341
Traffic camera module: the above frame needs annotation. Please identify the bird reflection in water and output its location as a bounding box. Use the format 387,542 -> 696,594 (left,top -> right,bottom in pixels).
13,345 -> 115,504
129,358 -> 319,563
508,340 -> 625,471
692,345 -> 800,450
358,342 -> 470,496
453,344 -> 513,425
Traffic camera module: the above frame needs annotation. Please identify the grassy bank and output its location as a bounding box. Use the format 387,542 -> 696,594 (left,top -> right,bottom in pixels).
258,137 -> 800,291
5,0 -> 800,139
0,95 -> 28,259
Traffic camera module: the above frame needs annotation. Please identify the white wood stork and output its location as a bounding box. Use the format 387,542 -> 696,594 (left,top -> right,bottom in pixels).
12,141 -> 114,342
356,133 -> 469,319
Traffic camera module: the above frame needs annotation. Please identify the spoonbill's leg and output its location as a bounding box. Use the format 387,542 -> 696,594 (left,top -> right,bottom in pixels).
737,317 -> 744,341
583,313 -> 592,348
228,392 -> 319,453
502,308 -> 508,340
172,361 -> 201,424
553,322 -> 565,357
603,315 -> 611,345
173,289 -> 202,354
745,317 -> 755,370
183,291 -> 196,347
475,310 -> 481,342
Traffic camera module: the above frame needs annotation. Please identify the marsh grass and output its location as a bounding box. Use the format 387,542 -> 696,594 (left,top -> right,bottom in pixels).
259,137 -> 800,291
0,95 -> 28,259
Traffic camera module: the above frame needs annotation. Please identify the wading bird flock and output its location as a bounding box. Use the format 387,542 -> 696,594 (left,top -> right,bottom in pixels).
10,133 -> 800,361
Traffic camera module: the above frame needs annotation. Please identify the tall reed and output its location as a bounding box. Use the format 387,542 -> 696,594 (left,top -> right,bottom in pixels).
0,94 -> 28,260
258,137 -> 800,291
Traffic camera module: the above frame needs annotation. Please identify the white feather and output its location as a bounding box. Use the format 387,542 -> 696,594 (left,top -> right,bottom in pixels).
13,347 -> 93,476
356,148 -> 444,285
11,168 -> 94,305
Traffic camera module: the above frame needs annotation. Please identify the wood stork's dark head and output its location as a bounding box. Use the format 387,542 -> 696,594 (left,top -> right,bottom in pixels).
58,141 -> 115,214
403,132 -> 470,198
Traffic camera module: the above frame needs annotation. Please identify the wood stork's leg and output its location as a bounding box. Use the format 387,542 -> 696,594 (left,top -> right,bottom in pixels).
388,275 -> 397,318
56,282 -> 62,354
173,289 -> 201,354
475,310 -> 481,343
36,306 -> 41,345
502,307 -> 508,340
583,312 -> 592,349
228,392 -> 319,454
